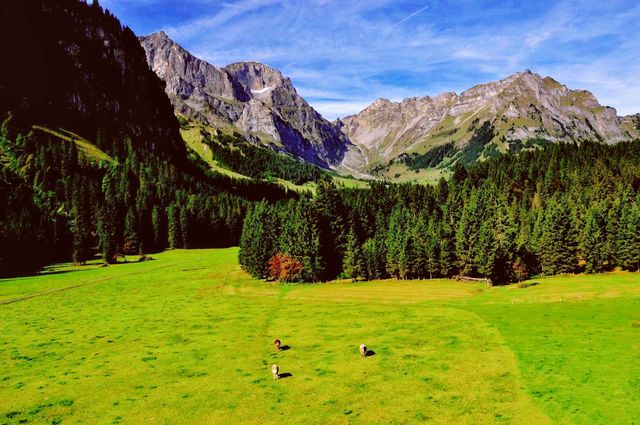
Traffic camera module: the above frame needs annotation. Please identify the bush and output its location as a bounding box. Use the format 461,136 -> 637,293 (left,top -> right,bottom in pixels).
268,253 -> 304,283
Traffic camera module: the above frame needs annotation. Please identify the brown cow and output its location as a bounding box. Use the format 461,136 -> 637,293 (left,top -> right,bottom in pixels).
274,339 -> 281,352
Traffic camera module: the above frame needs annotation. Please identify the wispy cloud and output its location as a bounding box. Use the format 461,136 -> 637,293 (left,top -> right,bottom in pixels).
105,0 -> 640,118
392,4 -> 429,27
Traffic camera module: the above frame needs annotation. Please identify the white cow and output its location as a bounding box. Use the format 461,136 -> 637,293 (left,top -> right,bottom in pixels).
272,364 -> 280,380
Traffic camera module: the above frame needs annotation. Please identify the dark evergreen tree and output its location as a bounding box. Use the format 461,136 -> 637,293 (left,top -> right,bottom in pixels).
581,204 -> 608,273
238,201 -> 277,279
342,227 -> 364,281
616,203 -> 640,271
540,198 -> 578,275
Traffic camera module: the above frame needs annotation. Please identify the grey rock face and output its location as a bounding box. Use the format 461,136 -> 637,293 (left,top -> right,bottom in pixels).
141,32 -> 637,175
341,70 -> 635,169
140,32 -> 357,168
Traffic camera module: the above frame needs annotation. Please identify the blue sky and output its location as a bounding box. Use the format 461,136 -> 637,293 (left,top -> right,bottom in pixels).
102,0 -> 640,119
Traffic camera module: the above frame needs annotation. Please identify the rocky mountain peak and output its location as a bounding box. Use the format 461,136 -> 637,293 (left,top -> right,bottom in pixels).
341,70 -> 635,175
224,62 -> 288,90
141,33 -> 357,168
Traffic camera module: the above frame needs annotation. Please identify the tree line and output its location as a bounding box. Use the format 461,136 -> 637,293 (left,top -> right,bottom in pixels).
240,140 -> 640,284
0,0 -> 297,276
0,116 -> 297,275
203,130 -> 324,185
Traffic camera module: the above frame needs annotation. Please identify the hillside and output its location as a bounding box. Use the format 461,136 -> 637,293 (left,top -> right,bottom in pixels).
139,32 -> 639,182
140,32 -> 364,170
0,0 -> 294,275
340,70 -> 639,179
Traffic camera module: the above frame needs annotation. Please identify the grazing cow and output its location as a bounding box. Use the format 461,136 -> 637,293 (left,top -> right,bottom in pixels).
274,339 -> 281,351
359,343 -> 367,357
272,364 -> 280,380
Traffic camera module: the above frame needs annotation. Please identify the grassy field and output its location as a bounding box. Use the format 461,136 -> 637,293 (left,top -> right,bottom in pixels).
1,249 -> 639,424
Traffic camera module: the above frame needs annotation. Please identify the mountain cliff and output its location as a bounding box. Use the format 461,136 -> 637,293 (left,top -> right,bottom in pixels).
139,33 -> 638,178
140,32 -> 359,169
340,70 -> 638,174
0,0 -> 293,274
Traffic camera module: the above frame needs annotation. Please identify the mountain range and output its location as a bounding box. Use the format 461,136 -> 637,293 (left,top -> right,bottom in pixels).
140,32 -> 359,171
140,32 -> 639,180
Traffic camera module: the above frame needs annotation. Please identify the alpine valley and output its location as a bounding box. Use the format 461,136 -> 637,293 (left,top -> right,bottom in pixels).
141,31 -> 639,182
3,2 -> 640,424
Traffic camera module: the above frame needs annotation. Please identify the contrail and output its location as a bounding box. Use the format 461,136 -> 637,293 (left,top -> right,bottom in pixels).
393,4 -> 429,27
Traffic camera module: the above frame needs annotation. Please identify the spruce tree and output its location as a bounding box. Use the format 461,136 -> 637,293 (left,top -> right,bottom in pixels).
439,221 -> 456,277
474,221 -> 496,279
540,198 -> 578,275
238,201 -> 277,279
616,203 -> 640,271
314,177 -> 345,280
98,170 -> 117,263
179,206 -> 189,249
70,177 -> 93,265
425,218 -> 439,279
362,238 -> 378,281
342,227 -> 364,282
581,205 -> 608,273
455,190 -> 480,276
386,206 -> 408,279
167,204 -> 181,249
123,207 -> 139,255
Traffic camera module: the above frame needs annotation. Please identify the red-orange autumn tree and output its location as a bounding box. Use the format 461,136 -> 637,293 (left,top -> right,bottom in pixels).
268,252 -> 304,282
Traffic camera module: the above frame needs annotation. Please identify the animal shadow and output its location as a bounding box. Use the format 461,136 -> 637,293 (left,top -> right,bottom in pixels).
278,372 -> 292,379
365,350 -> 376,357
279,345 -> 291,351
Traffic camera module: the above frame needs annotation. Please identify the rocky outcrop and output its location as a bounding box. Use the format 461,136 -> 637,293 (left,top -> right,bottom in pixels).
140,32 -> 358,168
140,33 -> 636,175
341,70 -> 634,170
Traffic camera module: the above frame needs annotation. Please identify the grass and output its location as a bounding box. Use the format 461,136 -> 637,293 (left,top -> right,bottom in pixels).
1,249 -> 639,424
32,126 -> 117,165
180,122 -> 369,192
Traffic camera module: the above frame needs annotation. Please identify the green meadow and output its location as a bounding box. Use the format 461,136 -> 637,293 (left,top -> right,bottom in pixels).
1,248 -> 639,424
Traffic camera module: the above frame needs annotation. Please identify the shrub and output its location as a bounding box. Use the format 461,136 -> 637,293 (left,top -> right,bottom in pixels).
268,253 -> 304,283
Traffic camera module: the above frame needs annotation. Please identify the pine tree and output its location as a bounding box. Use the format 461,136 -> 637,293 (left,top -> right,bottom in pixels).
425,218 -> 439,279
412,216 -> 429,279
439,221 -> 456,277
123,207 -> 139,255
386,206 -> 409,279
179,206 -> 189,249
279,199 -> 324,282
342,227 -> 364,282
455,190 -> 480,276
616,203 -> 640,271
98,170 -> 117,263
581,204 -> 608,273
70,177 -> 93,265
238,201 -> 277,279
167,204 -> 181,249
151,205 -> 165,251
314,177 -> 345,280
474,221 -> 496,278
540,198 -> 578,275
362,238 -> 378,281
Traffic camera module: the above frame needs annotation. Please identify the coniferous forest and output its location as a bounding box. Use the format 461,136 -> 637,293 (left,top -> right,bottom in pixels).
2,0 -> 640,286
0,0 -> 296,275
240,140 -> 640,284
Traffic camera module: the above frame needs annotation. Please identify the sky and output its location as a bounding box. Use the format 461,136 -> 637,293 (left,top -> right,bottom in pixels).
101,0 -> 640,120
